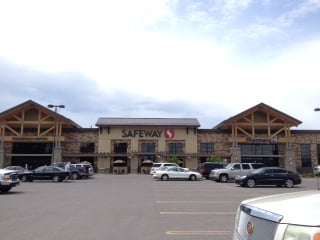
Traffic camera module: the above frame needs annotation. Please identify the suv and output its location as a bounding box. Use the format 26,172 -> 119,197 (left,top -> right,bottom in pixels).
233,190 -> 320,240
52,162 -> 94,180
150,163 -> 188,175
199,162 -> 226,179
209,162 -> 265,182
0,169 -> 20,192
71,163 -> 94,179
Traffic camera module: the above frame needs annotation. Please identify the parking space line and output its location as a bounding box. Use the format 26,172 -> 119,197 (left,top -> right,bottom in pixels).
166,230 -> 232,236
160,211 -> 235,215
156,200 -> 237,204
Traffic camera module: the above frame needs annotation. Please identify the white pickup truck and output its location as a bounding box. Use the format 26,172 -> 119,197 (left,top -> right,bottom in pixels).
209,162 -> 265,182
0,169 -> 20,192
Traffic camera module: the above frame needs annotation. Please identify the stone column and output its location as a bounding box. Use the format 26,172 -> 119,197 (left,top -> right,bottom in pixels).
52,147 -> 63,163
285,147 -> 296,172
0,147 -> 4,168
231,147 -> 241,163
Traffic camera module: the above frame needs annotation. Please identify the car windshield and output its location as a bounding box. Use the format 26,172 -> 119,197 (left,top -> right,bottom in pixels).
225,164 -> 234,170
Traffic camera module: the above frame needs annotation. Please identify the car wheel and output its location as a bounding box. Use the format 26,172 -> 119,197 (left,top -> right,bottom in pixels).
52,175 -> 61,182
21,175 -> 28,182
247,179 -> 256,188
285,179 -> 294,188
219,174 -> 229,183
0,186 -> 12,192
161,174 -> 169,181
189,175 -> 197,181
71,172 -> 79,180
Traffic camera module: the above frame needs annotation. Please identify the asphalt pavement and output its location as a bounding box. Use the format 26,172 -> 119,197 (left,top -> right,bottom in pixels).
0,174 -> 318,240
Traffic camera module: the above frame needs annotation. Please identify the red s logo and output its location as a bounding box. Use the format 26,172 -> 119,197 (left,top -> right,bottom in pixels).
164,129 -> 175,139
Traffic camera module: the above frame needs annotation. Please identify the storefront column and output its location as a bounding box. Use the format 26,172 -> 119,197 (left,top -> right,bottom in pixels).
285,146 -> 296,172
52,147 -> 63,163
231,147 -> 241,163
0,147 -> 4,168
130,156 -> 138,173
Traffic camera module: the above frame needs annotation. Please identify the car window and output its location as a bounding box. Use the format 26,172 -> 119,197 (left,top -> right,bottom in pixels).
242,164 -> 250,170
233,164 -> 241,170
273,168 -> 287,174
264,168 -> 273,174
152,163 -> 161,167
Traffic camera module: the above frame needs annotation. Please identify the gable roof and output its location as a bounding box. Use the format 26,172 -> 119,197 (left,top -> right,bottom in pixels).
0,99 -> 81,128
96,118 -> 200,127
214,102 -> 302,130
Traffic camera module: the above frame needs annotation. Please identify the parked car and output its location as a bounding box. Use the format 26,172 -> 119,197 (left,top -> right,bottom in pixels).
233,190 -> 320,240
209,162 -> 265,182
152,166 -> 202,181
0,169 -> 20,192
150,162 -> 189,175
4,166 -> 33,182
71,163 -> 94,179
23,166 -> 69,182
199,162 -> 226,179
52,162 -> 94,180
234,167 -> 302,188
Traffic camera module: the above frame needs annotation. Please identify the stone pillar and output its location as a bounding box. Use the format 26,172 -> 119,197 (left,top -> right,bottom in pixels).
52,147 -> 63,163
130,156 -> 138,174
231,147 -> 241,163
0,147 -> 4,168
285,147 -> 296,172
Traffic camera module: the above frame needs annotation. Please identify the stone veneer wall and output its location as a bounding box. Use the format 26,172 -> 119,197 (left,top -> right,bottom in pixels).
197,131 -> 232,159
62,129 -> 99,155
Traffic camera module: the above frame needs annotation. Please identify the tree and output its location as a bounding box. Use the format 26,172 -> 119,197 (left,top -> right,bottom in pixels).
206,156 -> 222,163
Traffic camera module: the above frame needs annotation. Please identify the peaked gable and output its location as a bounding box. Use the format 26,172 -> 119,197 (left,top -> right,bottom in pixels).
214,103 -> 302,130
0,99 -> 81,128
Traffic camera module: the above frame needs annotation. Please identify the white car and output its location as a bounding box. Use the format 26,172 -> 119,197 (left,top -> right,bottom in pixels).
233,190 -> 320,240
150,162 -> 189,175
152,166 -> 202,181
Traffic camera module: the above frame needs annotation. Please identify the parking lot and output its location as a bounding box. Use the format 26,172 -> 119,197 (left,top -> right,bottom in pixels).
1,174 -> 319,240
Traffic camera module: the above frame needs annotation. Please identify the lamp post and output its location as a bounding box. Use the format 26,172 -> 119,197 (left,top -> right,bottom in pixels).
48,104 -> 65,164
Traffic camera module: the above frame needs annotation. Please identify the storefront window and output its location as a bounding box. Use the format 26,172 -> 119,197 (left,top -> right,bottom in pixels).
80,142 -> 95,153
168,143 -> 183,154
114,143 -> 128,153
141,143 -> 155,152
200,143 -> 214,153
301,144 -> 311,167
317,144 -> 320,165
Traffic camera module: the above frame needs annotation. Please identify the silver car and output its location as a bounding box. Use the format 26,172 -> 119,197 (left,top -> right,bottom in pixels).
233,190 -> 320,240
152,166 -> 202,181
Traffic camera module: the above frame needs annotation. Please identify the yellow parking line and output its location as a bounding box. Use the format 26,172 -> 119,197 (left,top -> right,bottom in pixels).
166,230 -> 231,236
160,211 -> 235,215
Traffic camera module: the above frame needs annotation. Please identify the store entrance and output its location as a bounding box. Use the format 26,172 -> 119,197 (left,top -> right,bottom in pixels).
240,144 -> 279,167
11,142 -> 53,169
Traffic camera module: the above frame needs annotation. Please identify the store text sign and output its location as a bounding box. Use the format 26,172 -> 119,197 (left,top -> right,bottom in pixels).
122,129 -> 175,139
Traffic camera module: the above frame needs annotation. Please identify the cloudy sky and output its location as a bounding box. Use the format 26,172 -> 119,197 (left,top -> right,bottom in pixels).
1,0 -> 320,129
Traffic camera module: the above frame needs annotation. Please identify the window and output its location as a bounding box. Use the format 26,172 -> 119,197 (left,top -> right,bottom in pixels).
80,142 -> 95,153
114,143 -> 128,154
242,164 -> 250,170
317,144 -> 320,165
168,143 -> 183,154
200,143 -> 214,153
141,143 -> 155,152
301,144 -> 311,167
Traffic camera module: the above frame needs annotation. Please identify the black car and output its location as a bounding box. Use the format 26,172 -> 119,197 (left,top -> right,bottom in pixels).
21,166 -> 69,182
235,167 -> 302,188
199,162 -> 226,179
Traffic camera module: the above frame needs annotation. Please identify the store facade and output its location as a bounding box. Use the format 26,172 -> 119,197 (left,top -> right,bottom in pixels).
0,100 -> 319,174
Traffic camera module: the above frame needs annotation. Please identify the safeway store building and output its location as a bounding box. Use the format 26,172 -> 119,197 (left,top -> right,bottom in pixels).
0,100 -> 319,174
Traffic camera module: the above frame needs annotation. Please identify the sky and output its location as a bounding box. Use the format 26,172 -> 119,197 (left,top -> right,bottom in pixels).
0,0 -> 320,129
